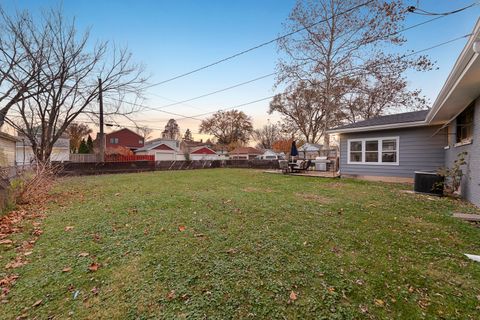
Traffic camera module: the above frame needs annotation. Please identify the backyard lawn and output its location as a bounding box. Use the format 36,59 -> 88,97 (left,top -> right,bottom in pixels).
1,169 -> 480,319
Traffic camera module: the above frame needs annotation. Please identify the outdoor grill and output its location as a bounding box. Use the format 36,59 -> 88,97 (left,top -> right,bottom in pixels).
312,156 -> 329,171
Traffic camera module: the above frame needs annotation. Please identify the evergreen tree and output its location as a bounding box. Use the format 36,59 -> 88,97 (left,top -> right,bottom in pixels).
86,135 -> 94,153
183,129 -> 193,141
78,138 -> 89,154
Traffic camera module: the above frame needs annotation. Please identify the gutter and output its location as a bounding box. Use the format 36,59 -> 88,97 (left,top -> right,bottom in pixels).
326,120 -> 427,134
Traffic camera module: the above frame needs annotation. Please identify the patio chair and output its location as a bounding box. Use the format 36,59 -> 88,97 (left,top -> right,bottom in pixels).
278,160 -> 289,174
291,160 -> 312,173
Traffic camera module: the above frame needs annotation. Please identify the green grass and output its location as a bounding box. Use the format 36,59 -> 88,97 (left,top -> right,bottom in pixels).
1,169 -> 480,319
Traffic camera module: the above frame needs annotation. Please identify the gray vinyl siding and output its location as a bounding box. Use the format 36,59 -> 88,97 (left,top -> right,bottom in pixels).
445,98 -> 480,207
339,125 -> 447,178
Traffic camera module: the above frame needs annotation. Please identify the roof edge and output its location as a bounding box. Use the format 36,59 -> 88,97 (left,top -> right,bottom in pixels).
426,18 -> 480,123
327,120 -> 428,134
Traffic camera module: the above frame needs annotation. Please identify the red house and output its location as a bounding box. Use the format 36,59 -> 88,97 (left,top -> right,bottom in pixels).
106,128 -> 144,151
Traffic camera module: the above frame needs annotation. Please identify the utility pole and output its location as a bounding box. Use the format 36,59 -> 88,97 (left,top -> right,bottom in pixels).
98,78 -> 105,162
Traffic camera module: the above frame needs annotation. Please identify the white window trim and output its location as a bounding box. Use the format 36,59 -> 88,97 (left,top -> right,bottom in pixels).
347,136 -> 399,166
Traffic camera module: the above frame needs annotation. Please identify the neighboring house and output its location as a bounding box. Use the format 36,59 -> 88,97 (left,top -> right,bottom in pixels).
257,149 -> 284,160
16,135 -> 70,164
0,132 -> 19,167
106,128 -> 144,151
211,144 -> 229,158
328,19 -> 480,206
189,146 -> 219,160
134,138 -> 181,161
229,147 -> 262,160
298,143 -> 323,159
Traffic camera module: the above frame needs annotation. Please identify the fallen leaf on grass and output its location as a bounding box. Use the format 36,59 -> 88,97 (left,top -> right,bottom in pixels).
289,291 -> 298,302
62,267 -> 72,273
194,233 -> 206,238
178,225 -> 186,232
91,287 -> 99,295
32,229 -> 43,236
166,290 -> 176,300
359,305 -> 369,313
32,299 -> 42,307
0,239 -> 13,245
418,299 -> 431,309
0,274 -> 19,286
88,262 -> 100,272
374,299 -> 385,307
23,251 -> 33,256
64,226 -> 74,232
78,252 -> 89,257
114,193 -> 120,197
226,248 -> 237,254
328,287 -> 335,293
5,257 -> 26,269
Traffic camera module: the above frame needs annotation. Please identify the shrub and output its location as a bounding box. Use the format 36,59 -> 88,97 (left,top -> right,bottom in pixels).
438,151 -> 467,195
9,163 -> 59,205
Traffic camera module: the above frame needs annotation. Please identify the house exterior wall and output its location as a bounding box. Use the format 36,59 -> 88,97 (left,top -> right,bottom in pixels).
106,129 -> 144,149
0,138 -> 16,167
16,137 -> 70,165
135,149 -> 185,161
339,125 -> 447,180
190,154 -> 219,160
445,98 -> 480,206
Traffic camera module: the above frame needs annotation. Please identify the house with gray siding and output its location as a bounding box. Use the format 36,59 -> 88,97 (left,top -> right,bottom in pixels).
328,19 -> 480,207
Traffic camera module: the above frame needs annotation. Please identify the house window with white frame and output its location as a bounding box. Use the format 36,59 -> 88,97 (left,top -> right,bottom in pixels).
348,137 -> 399,165
456,103 -> 474,144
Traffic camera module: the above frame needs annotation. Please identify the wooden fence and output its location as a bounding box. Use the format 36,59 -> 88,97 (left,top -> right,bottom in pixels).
69,154 -> 98,163
105,155 -> 155,162
70,154 -> 155,163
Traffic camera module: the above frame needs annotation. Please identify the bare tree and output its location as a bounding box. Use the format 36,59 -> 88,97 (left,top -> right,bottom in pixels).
252,122 -> 283,150
276,0 -> 433,145
136,126 -> 153,141
162,119 -> 180,140
199,110 -> 253,148
0,7 -> 50,127
269,82 -> 333,143
2,7 -> 147,163
65,123 -> 92,153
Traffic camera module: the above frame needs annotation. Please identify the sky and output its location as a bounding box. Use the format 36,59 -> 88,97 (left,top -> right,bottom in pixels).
2,0 -> 480,141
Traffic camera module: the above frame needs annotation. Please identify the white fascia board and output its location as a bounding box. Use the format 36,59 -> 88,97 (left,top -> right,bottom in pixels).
326,121 -> 427,134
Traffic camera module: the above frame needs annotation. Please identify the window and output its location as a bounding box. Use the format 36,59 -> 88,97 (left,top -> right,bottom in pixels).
456,103 -> 474,144
349,141 -> 362,162
365,141 -> 378,162
110,137 -> 119,144
347,137 -> 399,165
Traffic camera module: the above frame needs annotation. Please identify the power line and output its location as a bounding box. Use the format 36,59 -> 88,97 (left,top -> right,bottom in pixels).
138,11 -> 468,114
156,72 -> 275,110
173,33 -> 473,122
403,33 -> 471,57
14,32 -> 470,129
144,0 -> 375,88
6,33 -> 472,131
407,2 -> 479,16
107,31 -> 472,125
